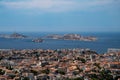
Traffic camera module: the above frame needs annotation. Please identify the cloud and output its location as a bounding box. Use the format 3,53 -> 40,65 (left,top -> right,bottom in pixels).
0,0 -> 119,12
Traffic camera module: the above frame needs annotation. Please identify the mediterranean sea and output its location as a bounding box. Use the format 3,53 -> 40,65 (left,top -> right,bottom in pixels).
0,32 -> 120,53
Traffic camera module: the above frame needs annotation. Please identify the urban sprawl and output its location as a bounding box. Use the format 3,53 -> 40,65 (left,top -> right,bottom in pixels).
0,48 -> 120,80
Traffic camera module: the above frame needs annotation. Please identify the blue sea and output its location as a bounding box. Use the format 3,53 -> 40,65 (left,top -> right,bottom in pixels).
0,32 -> 120,53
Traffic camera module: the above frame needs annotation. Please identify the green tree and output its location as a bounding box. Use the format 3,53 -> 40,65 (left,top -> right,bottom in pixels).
22,77 -> 29,80
30,70 -> 38,75
77,57 -> 86,63
0,69 -> 5,75
93,63 -> 101,69
99,69 -> 113,80
55,69 -> 66,75
41,68 -> 50,74
9,74 -> 16,79
0,56 -> 3,60
6,65 -> 13,70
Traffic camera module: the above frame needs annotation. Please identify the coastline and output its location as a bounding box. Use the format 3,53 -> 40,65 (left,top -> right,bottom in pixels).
0,32 -> 120,53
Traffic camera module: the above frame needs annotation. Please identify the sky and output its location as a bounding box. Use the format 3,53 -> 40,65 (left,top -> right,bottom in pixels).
0,0 -> 120,32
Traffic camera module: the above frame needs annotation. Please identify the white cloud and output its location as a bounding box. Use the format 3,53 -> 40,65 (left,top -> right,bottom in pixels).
0,0 -> 118,12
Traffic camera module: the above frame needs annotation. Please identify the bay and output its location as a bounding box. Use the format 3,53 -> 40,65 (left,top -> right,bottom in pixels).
0,32 -> 120,53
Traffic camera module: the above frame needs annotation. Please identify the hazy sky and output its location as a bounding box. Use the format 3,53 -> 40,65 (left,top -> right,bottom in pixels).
0,0 -> 120,32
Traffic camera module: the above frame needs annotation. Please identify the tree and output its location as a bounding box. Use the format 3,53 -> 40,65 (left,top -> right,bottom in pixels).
22,77 -> 29,80
99,69 -> 113,80
80,58 -> 86,63
9,74 -> 16,79
0,69 -> 5,75
55,69 -> 66,75
30,70 -> 38,75
41,68 -> 50,74
93,63 -> 101,69
76,65 -> 83,73
0,56 -> 3,60
76,57 -> 86,63
6,65 -> 13,70
65,77 -> 84,80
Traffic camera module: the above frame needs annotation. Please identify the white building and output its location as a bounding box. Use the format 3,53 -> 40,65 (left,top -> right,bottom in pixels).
107,48 -> 120,53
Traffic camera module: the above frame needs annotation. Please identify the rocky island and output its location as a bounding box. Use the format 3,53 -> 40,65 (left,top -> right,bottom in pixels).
46,34 -> 97,41
9,33 -> 27,38
46,34 -> 62,39
0,33 -> 27,39
32,38 -> 43,43
0,33 -> 97,42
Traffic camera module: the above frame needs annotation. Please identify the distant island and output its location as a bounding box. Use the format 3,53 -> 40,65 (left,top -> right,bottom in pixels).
32,38 -> 43,43
0,33 -> 97,42
0,33 -> 44,43
0,33 -> 27,39
46,34 -> 97,41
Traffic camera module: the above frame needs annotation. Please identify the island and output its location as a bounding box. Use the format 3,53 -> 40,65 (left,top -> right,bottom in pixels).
46,34 -> 62,39
10,33 -> 27,38
0,33 -> 97,41
0,33 -> 28,39
32,38 -> 43,43
46,34 -> 97,41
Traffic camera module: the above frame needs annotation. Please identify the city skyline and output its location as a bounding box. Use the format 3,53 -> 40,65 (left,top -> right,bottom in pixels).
0,0 -> 120,32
